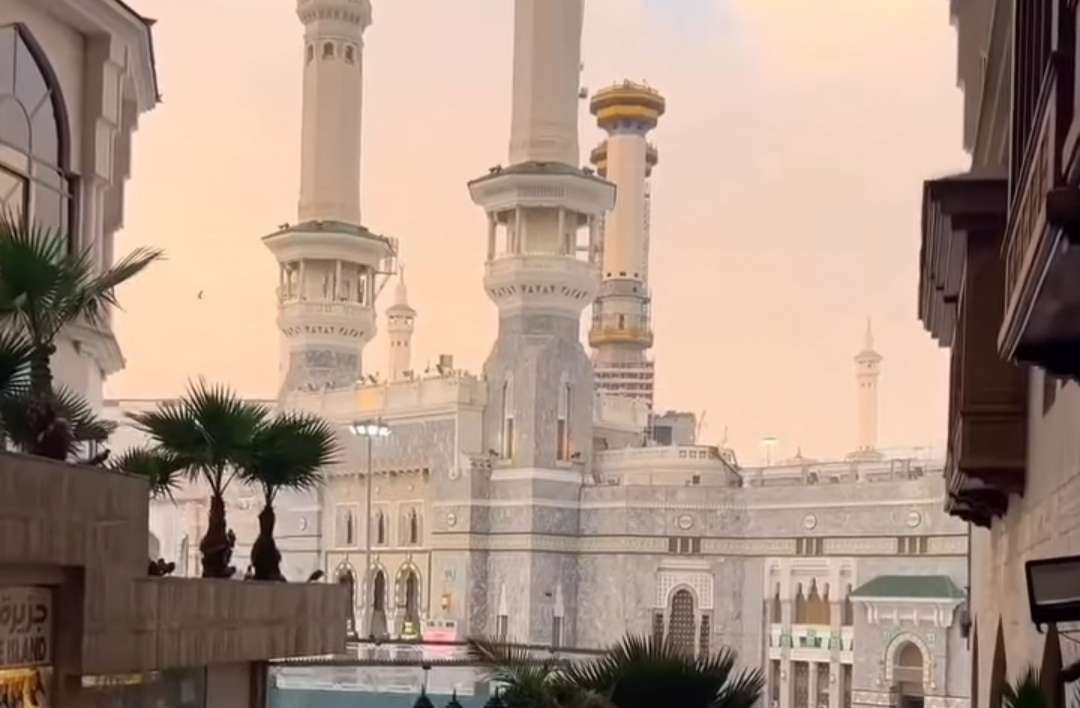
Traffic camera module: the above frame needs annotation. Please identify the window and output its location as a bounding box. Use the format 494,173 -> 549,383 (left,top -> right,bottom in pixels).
502,379 -> 515,459
306,44 -> 314,63
796,537 -> 824,556
322,41 -> 334,59
345,510 -> 354,545
552,615 -> 562,648
557,383 -> 571,461
669,537 -> 701,555
0,25 -> 74,245
497,614 -> 508,641
408,509 -> 419,545
668,589 -> 695,655
898,536 -> 928,555
344,44 -> 356,64
699,614 -> 711,656
652,612 -> 664,644
376,511 -> 386,545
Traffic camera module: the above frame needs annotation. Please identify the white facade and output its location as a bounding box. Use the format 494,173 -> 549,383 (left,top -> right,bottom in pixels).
0,0 -> 158,408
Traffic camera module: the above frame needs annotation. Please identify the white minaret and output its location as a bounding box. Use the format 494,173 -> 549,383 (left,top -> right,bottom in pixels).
467,0 -> 615,646
588,82 -> 665,408
386,268 -> 415,381
264,0 -> 395,395
851,319 -> 883,460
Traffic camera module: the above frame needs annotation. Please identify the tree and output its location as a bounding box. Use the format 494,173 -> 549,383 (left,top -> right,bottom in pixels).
0,216 -> 161,461
240,411 -> 339,581
559,634 -> 763,708
1002,667 -> 1048,708
109,446 -> 186,500
0,216 -> 161,396
131,380 -> 269,578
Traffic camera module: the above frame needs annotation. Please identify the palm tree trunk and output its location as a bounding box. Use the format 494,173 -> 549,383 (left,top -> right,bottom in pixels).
199,493 -> 235,578
251,503 -> 285,581
29,342 -> 54,398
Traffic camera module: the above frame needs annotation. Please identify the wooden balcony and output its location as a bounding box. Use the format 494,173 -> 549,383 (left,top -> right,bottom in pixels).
999,51 -> 1080,376
920,175 -> 1027,527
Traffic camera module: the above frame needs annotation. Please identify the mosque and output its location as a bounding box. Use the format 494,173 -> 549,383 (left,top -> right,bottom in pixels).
103,2 -> 971,707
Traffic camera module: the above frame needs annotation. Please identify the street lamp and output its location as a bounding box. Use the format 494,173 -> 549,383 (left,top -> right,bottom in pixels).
349,419 -> 391,637
1026,554 -> 1080,627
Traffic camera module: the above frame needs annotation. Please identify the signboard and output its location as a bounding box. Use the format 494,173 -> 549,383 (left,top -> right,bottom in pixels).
0,587 -> 52,669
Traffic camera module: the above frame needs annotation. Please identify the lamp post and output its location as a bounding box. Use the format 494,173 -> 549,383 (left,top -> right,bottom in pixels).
349,419 -> 391,637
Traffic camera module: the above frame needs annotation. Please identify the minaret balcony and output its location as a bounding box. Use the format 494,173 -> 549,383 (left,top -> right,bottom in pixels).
483,254 -> 599,317
278,297 -> 376,344
468,162 -> 615,217
589,315 -> 653,348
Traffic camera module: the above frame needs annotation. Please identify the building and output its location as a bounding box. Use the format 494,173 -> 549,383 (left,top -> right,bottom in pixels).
0,2 -> 348,705
918,0 -> 1080,703
100,1 -> 971,707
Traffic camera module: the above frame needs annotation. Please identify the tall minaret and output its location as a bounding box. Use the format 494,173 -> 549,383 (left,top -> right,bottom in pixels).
851,319 -> 883,460
466,0 -> 614,645
264,0 -> 395,395
386,269 -> 416,381
588,82 -> 665,409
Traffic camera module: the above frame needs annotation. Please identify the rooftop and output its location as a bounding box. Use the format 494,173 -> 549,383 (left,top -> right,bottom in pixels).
851,575 -> 965,600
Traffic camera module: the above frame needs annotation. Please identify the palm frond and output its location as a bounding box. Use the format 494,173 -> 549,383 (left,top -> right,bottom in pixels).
1003,666 -> 1048,708
73,245 -> 163,327
130,379 -> 270,493
467,637 -> 564,708
109,446 -> 186,499
240,411 -> 340,503
559,634 -> 763,708
0,385 -> 116,459
0,326 -> 33,396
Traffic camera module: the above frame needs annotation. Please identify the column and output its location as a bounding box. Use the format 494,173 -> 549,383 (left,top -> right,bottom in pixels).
513,206 -> 522,253
692,613 -> 702,658
557,207 -> 567,254
780,598 -> 793,708
298,259 -> 306,300
829,600 -> 843,708
808,661 -> 818,708
488,213 -> 497,260
335,259 -> 343,300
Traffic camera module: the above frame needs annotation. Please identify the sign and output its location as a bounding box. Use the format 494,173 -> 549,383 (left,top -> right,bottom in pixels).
0,587 -> 52,669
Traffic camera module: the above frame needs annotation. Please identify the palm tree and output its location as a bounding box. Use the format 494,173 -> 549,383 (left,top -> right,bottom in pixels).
240,411 -> 339,581
468,639 -> 612,708
1003,667 -> 1048,708
0,384 -> 115,460
558,634 -> 764,708
131,380 -> 270,578
109,446 -> 186,500
0,216 -> 162,397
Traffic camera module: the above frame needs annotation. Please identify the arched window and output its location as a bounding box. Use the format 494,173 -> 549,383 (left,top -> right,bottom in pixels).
373,570 -> 386,611
843,584 -> 854,626
668,589 -> 695,655
345,510 -> 355,546
337,567 -> 356,635
344,44 -> 356,64
376,511 -> 386,545
770,583 -> 782,623
893,641 -> 925,708
794,583 -> 807,623
805,579 -> 829,625
322,41 -> 335,59
409,509 -> 419,545
306,44 -> 314,64
403,569 -> 420,631
0,25 -> 74,245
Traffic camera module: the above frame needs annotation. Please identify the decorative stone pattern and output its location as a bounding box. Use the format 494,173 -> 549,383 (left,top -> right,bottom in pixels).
656,570 -> 715,610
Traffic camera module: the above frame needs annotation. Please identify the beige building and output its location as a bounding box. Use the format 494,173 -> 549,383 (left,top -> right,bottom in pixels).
918,0 -> 1080,704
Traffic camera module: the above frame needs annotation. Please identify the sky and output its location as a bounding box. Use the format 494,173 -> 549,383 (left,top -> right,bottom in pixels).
109,0 -> 970,464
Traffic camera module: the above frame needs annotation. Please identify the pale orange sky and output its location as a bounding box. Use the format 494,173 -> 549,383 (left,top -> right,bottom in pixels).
109,0 -> 969,464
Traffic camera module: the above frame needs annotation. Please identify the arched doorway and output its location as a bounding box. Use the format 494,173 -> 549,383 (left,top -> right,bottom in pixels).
370,569 -> 388,638
668,588 -> 695,655
336,566 -> 356,636
892,641 -> 925,708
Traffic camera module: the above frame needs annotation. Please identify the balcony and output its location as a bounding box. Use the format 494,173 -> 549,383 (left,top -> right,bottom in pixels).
920,174 -> 1028,526
999,50 -> 1080,376
589,313 -> 653,347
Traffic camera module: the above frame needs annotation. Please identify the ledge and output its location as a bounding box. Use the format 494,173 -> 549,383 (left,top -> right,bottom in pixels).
0,451 -> 347,676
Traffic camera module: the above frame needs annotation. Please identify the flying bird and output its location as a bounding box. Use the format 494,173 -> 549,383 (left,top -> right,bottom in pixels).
197,290 -> 204,300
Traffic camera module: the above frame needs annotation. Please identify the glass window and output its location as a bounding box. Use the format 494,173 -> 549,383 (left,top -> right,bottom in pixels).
0,25 -> 73,246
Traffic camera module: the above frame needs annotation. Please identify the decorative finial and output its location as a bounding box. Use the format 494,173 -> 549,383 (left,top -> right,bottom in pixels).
864,317 -> 874,351
394,265 -> 409,307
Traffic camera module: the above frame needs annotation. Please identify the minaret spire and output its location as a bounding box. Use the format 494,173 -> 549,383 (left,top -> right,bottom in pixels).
386,265 -> 416,382
850,318 -> 883,460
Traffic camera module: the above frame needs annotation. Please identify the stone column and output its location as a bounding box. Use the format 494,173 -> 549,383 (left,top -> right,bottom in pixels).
829,600 -> 843,708
488,213 -> 497,260
808,661 -> 819,708
780,599 -> 793,708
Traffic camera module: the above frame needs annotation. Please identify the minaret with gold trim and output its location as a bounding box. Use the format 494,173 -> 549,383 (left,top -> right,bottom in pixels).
588,81 -> 666,408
